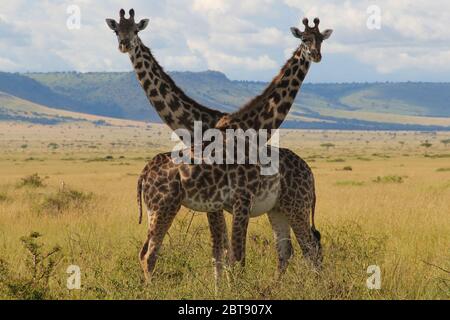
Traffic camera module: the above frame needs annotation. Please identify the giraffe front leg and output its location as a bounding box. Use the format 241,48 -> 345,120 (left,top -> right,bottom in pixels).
207,211 -> 227,293
268,210 -> 293,277
222,219 -> 231,266
230,197 -> 251,267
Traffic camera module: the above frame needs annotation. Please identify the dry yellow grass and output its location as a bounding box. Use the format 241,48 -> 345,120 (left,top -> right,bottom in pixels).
0,122 -> 449,300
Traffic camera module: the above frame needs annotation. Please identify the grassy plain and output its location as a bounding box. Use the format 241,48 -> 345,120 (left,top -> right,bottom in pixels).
0,122 -> 449,300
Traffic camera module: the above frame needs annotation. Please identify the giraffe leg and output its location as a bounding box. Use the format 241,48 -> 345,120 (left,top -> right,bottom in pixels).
267,210 -> 293,276
140,207 -> 179,283
207,211 -> 227,292
230,197 -> 251,267
222,224 -> 230,262
283,206 -> 322,269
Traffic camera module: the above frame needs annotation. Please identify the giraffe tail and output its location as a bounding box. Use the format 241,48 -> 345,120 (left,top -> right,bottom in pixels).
311,189 -> 321,242
137,173 -> 145,225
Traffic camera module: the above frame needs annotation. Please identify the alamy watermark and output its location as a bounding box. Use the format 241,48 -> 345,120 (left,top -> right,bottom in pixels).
366,265 -> 382,290
367,5 -> 382,30
171,122 -> 280,176
66,5 -> 81,30
67,265 -> 81,290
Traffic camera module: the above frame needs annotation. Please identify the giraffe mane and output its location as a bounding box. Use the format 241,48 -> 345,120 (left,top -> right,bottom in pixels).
231,47 -> 301,116
139,40 -> 226,119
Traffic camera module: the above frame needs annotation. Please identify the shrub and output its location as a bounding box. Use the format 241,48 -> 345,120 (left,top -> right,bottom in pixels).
373,175 -> 405,184
0,232 -> 62,300
328,158 -> 346,163
86,156 -> 114,162
425,154 -> 450,159
335,180 -> 365,187
0,192 -> 8,202
47,143 -> 59,150
17,173 -> 45,188
343,166 -> 353,171
321,143 -> 335,151
441,139 -> 450,147
38,188 -> 93,214
436,168 -> 450,172
372,153 -> 390,159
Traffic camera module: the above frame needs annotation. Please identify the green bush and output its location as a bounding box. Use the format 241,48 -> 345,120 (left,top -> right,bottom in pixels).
38,189 -> 93,214
335,180 -> 365,187
0,232 -> 62,300
373,175 -> 405,184
17,173 -> 45,188
47,143 -> 59,150
0,192 -> 8,202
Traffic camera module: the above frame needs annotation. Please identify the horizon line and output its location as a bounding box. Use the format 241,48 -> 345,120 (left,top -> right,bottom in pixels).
1,70 -> 450,85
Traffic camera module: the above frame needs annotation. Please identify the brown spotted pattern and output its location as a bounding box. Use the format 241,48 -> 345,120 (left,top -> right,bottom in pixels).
215,43 -> 311,134
107,10 -> 325,285
137,147 -> 321,283
131,38 -> 224,135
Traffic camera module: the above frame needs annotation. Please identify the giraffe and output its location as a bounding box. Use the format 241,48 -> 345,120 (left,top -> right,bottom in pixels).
106,9 -> 332,284
106,10 -> 332,137
215,17 -> 333,135
106,9 -> 225,136
135,147 -> 320,285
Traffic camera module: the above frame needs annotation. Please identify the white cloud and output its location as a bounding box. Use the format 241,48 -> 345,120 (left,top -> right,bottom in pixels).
162,55 -> 203,69
0,0 -> 449,80
0,57 -> 18,71
187,38 -> 278,71
192,0 -> 230,14
284,0 -> 450,74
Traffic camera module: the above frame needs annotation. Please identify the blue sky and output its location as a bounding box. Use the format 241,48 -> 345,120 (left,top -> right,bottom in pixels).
0,0 -> 449,82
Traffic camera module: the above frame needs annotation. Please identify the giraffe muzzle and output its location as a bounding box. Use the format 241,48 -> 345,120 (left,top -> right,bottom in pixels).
119,41 -> 131,53
311,51 -> 322,63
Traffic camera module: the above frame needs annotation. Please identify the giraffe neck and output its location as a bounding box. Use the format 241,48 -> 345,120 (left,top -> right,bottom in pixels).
129,37 -> 224,134
217,43 -> 311,131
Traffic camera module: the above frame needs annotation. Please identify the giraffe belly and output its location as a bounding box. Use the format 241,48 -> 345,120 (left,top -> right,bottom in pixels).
181,188 -> 231,213
249,174 -> 281,217
181,198 -> 223,213
222,190 -> 279,218
249,189 -> 279,217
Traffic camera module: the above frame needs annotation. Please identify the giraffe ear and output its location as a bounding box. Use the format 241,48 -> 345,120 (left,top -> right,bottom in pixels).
137,19 -> 149,31
290,27 -> 303,39
322,29 -> 333,40
106,19 -> 118,31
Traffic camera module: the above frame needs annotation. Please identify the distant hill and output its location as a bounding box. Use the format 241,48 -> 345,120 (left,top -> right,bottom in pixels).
0,71 -> 449,130
0,91 -> 145,127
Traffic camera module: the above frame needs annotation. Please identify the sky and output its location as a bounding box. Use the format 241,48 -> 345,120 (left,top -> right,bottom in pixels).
1,0 -> 450,82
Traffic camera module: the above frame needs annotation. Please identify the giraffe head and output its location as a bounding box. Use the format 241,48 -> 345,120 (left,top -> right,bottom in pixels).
106,9 -> 149,53
290,18 -> 333,63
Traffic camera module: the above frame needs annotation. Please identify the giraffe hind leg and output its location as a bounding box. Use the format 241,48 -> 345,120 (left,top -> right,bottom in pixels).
140,205 -> 180,283
283,206 -> 322,269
